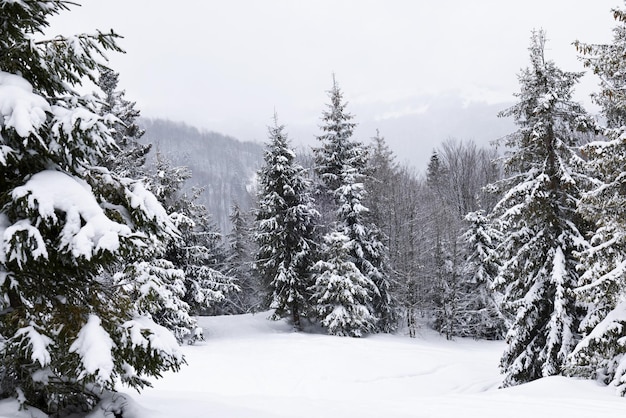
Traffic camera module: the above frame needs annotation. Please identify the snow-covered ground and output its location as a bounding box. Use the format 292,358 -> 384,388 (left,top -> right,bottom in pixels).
2,312 -> 625,417
128,313 -> 625,418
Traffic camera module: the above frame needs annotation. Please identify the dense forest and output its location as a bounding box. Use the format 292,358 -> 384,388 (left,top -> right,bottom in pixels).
1,1 -> 626,416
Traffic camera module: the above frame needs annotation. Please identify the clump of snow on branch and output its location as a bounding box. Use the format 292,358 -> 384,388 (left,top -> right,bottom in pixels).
11,170 -> 132,260
13,325 -> 53,368
69,315 -> 114,383
0,71 -> 50,138
121,316 -> 183,361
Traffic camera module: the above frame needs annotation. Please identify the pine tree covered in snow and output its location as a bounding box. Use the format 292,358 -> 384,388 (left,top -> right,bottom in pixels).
491,30 -> 596,387
222,202 -> 259,314
457,211 -> 507,340
311,162 -> 387,336
254,117 -> 319,329
310,232 -> 377,337
96,67 -> 150,180
568,6 -> 626,394
312,78 -> 395,333
0,2 -> 183,413
313,75 -> 362,228
150,155 -> 237,320
313,75 -> 360,194
364,131 -> 400,332
334,165 -> 391,332
95,68 -> 204,341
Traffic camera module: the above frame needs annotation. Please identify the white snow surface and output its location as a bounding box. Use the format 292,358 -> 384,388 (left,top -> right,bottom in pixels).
1,312 -> 624,417
119,313 -> 624,418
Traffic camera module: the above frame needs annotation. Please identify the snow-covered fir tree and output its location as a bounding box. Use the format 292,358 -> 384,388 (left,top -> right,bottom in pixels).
313,75 -> 362,227
0,2 -> 184,413
457,211 -> 507,340
96,67 -> 234,338
567,5 -> 626,394
96,66 -> 150,180
96,68 -> 209,342
312,78 -> 395,333
254,117 -> 319,329
310,232 -> 378,337
311,163 -> 386,336
491,30 -> 596,387
222,202 -> 259,314
150,154 -> 237,320
364,131 -> 401,332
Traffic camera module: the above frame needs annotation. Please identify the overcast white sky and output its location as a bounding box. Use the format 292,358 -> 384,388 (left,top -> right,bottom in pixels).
49,1 -> 617,170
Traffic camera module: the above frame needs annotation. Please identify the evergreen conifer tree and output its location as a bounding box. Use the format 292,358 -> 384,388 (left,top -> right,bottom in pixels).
312,78 -> 395,333
223,202 -> 259,313
568,5 -> 626,394
95,69 -> 217,342
0,2 -> 183,413
150,155 -> 237,320
96,67 -> 150,180
310,232 -> 377,337
491,30 -> 596,387
457,211 -> 507,339
313,75 -> 362,230
314,76 -> 360,195
336,164 -> 394,333
254,117 -> 319,329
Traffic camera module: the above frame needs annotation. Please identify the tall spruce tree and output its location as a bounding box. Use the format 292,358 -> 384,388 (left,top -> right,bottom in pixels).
96,68 -> 218,342
363,131 -> 400,332
150,155 -> 237,319
314,75 -> 360,194
96,67 -> 150,180
0,2 -> 183,413
254,116 -> 319,329
457,211 -> 507,340
491,30 -> 596,387
312,78 -> 395,333
222,202 -> 259,314
568,5 -> 626,394
313,75 -> 361,229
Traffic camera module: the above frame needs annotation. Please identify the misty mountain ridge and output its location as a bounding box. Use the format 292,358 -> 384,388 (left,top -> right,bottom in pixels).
139,118 -> 263,234
137,99 -> 517,234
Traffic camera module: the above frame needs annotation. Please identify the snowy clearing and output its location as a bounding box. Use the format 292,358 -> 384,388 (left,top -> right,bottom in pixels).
1,312 -> 624,417
115,312 -> 626,418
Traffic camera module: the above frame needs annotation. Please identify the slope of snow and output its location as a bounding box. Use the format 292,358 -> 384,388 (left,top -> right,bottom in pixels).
119,312 -> 625,418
